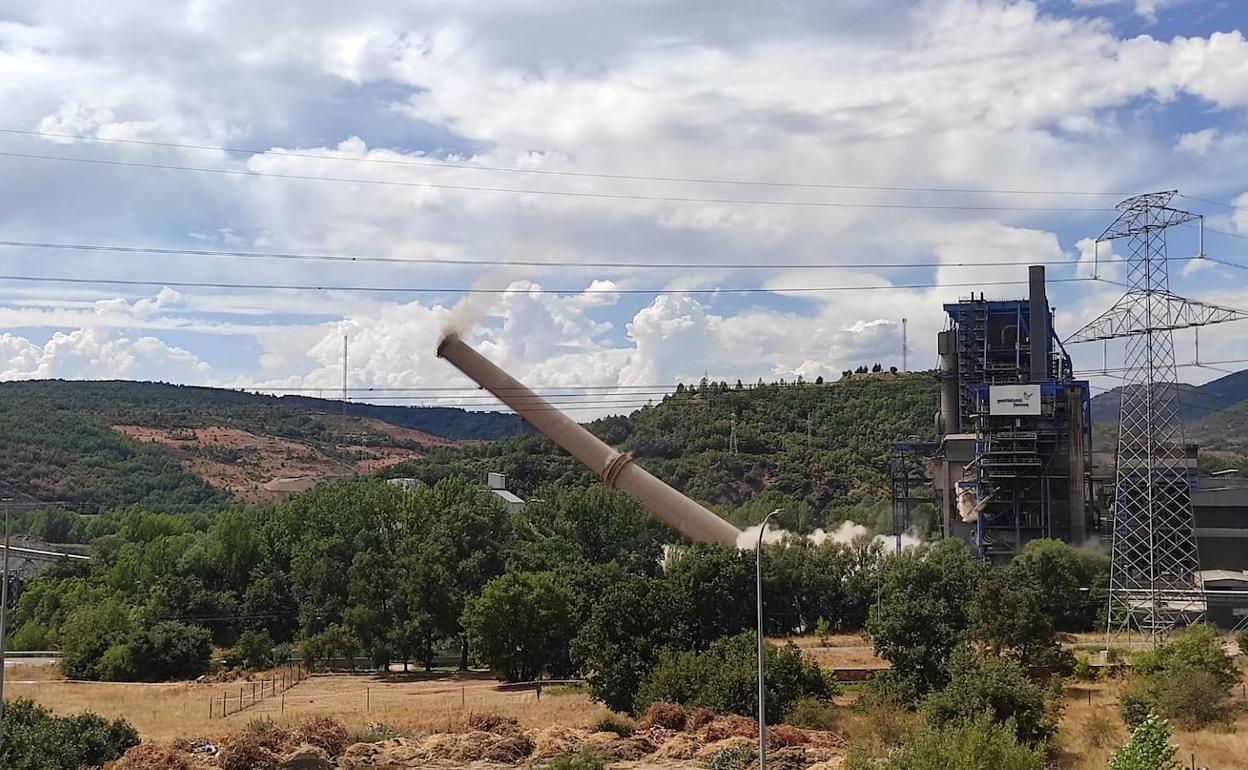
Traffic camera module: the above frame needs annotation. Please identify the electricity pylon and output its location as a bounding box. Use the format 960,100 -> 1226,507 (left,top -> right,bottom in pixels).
1067,191 -> 1248,642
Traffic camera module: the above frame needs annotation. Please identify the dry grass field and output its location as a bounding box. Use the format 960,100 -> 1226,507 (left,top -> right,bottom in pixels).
8,665 -> 612,741
1055,677 -> 1248,770
783,633 -> 889,671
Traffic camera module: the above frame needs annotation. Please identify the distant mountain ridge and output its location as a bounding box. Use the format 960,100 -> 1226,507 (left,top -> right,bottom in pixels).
1088,369 -> 1248,439
0,379 -> 524,510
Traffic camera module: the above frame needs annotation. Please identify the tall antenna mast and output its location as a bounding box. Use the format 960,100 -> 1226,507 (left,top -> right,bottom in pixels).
901,318 -> 909,373
342,333 -> 348,418
1066,191 -> 1248,643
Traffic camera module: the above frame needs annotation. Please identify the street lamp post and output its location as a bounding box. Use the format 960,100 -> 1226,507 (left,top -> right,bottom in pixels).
0,496 -> 11,731
756,508 -> 781,770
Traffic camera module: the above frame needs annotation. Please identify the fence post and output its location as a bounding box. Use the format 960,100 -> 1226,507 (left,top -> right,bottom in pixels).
253,681 -> 257,704
221,691 -> 227,717
461,684 -> 465,708
366,686 -> 370,711
281,691 -> 285,714
209,696 -> 213,720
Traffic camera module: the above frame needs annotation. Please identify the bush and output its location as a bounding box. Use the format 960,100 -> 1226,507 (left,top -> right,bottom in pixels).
1107,712 -> 1181,770
785,696 -> 838,731
1151,669 -> 1230,729
1236,630 -> 1248,657
58,599 -> 133,679
922,647 -> 1057,747
1133,624 -> 1237,689
233,629 -> 277,671
590,714 -> 635,737
1085,711 -> 1118,749
543,747 -> 606,770
97,643 -> 137,681
1073,656 -> 1092,680
635,633 -> 834,722
881,715 -> 1044,770
708,745 -> 756,770
1120,624 -> 1237,730
128,621 -> 213,681
0,698 -> 139,770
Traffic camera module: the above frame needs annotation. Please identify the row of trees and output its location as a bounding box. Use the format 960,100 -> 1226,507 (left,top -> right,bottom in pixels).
8,476 -> 1110,705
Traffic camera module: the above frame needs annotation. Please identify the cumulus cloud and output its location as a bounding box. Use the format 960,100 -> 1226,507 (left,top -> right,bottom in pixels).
0,1 -> 1246,400
0,327 -> 211,381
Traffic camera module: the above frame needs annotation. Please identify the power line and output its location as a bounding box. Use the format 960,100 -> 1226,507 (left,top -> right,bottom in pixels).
1180,194 -> 1248,214
0,150 -> 1119,213
0,273 -> 1099,296
0,238 -> 1173,271
0,127 -> 1131,196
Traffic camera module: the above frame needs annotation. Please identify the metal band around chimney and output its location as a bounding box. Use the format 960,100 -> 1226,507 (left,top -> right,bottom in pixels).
601,452 -> 634,488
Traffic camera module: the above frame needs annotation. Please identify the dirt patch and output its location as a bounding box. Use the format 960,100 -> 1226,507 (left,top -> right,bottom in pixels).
113,424 -> 425,502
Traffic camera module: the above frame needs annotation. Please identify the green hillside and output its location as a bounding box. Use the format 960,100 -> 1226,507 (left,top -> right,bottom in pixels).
385,373 -> 941,530
0,380 -> 523,511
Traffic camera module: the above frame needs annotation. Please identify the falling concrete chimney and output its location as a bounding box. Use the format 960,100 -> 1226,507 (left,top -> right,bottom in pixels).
1029,265 -> 1049,382
437,334 -> 742,545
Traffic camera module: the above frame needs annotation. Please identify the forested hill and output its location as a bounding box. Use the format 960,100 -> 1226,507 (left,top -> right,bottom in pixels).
0,379 -> 523,511
385,372 -> 941,532
1088,368 -> 1248,475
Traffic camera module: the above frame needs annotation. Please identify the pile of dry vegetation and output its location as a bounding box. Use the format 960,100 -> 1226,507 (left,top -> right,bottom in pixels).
107,704 -> 847,770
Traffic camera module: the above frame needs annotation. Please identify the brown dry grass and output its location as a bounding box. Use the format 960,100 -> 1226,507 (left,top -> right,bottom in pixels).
777,635 -> 887,671
1056,674 -> 1248,770
10,672 -> 613,742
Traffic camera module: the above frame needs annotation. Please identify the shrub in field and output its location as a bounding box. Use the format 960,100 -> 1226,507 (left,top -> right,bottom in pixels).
1085,711 -> 1118,749
708,745 -> 756,770
1236,630 -> 1248,657
128,621 -> 212,681
874,715 -> 1044,770
1120,624 -> 1237,729
232,629 -> 277,671
0,698 -> 139,770
784,696 -> 838,731
922,647 -> 1057,747
590,714 -> 635,737
635,633 -> 833,721
1107,712 -> 1181,770
543,746 -> 606,770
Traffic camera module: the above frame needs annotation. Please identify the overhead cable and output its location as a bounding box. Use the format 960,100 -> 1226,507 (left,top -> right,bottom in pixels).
0,150 -> 1119,212
0,238 -> 1198,271
0,127 -> 1131,196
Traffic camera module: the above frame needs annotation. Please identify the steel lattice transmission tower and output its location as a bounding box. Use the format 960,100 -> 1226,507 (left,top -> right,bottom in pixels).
1067,191 -> 1248,640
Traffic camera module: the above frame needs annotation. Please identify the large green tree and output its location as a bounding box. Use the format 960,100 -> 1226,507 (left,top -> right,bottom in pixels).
867,539 -> 986,699
462,570 -> 574,681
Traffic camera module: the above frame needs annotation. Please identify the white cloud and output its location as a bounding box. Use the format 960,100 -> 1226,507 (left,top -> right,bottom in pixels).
0,1 -> 1245,404
0,327 -> 211,381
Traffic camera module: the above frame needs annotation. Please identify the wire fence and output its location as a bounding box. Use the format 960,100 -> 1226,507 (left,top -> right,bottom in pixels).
209,663 -> 309,719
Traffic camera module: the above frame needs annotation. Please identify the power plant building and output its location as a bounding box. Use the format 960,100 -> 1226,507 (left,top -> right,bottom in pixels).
926,266 -> 1094,562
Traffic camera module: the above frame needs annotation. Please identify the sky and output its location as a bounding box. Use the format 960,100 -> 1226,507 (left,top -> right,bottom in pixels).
1,0 -> 1247,415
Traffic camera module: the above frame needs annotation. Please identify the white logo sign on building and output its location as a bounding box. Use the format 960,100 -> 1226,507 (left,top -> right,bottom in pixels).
989,385 -> 1041,415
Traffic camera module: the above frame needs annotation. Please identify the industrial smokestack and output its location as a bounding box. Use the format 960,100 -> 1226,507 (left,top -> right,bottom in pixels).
1029,265 -> 1050,382
437,335 -> 742,546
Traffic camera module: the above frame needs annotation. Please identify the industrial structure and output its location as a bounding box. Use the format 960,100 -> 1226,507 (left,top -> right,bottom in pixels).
915,265 -> 1093,562
887,192 -> 1248,633
1067,192 -> 1247,636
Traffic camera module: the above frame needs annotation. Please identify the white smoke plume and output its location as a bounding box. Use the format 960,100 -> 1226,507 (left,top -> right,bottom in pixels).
737,521 -> 923,551
439,270 -> 523,341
